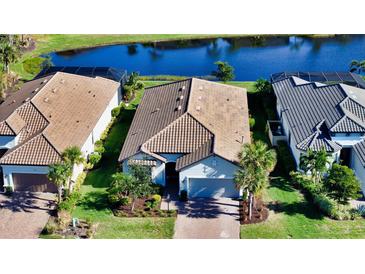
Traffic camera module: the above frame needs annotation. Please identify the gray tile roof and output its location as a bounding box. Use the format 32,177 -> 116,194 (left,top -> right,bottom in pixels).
273,76 -> 365,155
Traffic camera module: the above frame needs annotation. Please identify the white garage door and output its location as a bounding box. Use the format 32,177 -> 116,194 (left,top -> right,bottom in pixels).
188,178 -> 239,198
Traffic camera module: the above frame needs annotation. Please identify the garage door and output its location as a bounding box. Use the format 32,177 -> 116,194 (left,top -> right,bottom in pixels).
188,178 -> 239,198
13,173 -> 57,193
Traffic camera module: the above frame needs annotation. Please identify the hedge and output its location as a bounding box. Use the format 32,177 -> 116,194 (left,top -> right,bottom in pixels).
277,140 -> 296,175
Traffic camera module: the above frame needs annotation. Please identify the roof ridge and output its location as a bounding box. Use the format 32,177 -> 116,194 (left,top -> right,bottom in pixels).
144,78 -> 193,91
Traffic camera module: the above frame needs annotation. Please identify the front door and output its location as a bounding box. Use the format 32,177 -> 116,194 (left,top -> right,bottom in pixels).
165,162 -> 179,196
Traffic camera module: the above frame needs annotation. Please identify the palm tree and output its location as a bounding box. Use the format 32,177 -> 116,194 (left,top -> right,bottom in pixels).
234,141 -> 277,220
299,148 -> 330,184
48,163 -> 72,204
61,146 -> 84,190
0,43 -> 18,73
349,60 -> 365,73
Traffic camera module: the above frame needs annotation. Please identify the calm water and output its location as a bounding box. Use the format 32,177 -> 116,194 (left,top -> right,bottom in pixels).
48,35 -> 365,81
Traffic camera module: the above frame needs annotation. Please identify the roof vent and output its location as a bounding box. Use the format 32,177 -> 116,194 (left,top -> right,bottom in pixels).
176,105 -> 182,111
11,100 -> 16,104
42,79 -> 48,84
49,114 -> 52,118
227,98 -> 230,102
93,95 -> 96,98
52,88 -> 57,93
179,86 -> 186,91
76,120 -> 80,123
33,88 -> 40,93
178,95 -> 184,101
60,79 -> 65,84
44,97 -> 49,103
196,106 -> 201,111
198,96 -> 202,100
88,90 -> 92,94
24,97 -> 30,103
199,86 -> 203,91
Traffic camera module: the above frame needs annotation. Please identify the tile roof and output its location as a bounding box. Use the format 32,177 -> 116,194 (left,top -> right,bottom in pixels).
0,72 -> 119,166
0,133 -> 62,165
273,75 -> 365,155
354,140 -> 365,167
119,78 -> 250,170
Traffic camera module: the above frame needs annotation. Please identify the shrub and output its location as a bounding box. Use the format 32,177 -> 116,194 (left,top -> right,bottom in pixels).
108,194 -> 131,207
4,186 -> 13,196
179,190 -> 188,202
255,78 -> 272,94
42,219 -> 58,235
151,183 -> 164,196
277,141 -> 296,175
58,191 -> 81,212
152,194 -> 162,203
111,106 -> 121,117
94,144 -> 105,154
249,116 -> 255,129
89,153 -> 102,167
313,193 -> 337,218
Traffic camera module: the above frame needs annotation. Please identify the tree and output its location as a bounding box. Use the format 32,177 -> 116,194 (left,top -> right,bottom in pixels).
324,163 -> 361,205
234,141 -> 277,220
0,42 -> 19,73
255,78 -> 272,93
48,163 -> 72,204
299,148 -> 330,184
349,60 -> 365,73
211,61 -> 235,82
61,146 -> 84,190
123,72 -> 145,101
108,172 -> 136,205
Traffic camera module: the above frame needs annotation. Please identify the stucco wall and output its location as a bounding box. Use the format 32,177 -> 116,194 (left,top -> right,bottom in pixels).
179,155 -> 239,192
351,151 -> 365,195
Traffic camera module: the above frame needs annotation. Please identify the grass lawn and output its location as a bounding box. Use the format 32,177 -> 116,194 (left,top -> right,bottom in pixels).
240,88 -> 365,239
72,86 -> 175,239
240,177 -> 365,239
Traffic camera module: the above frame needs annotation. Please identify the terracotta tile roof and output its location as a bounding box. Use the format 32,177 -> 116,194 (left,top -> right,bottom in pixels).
0,72 -> 119,166
0,121 -> 14,135
119,78 -> 250,170
144,113 -> 213,154
0,133 -> 62,165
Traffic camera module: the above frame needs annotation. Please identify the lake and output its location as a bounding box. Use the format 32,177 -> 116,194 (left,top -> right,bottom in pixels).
48,35 -> 365,81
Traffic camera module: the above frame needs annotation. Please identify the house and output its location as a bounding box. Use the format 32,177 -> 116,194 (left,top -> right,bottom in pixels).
0,72 -> 121,192
118,78 -> 250,198
271,74 -> 365,194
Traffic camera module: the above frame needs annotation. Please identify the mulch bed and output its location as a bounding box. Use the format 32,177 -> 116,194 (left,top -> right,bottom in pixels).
112,198 -> 176,218
240,198 -> 269,225
43,216 -> 96,239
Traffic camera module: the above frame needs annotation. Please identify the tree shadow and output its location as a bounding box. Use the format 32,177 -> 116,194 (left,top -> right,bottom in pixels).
176,198 -> 240,220
270,177 -> 295,193
267,199 -> 324,220
0,192 -> 54,213
77,191 -> 110,212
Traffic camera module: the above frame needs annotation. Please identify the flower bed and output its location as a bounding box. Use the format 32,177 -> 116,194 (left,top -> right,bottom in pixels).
240,198 -> 269,225
112,197 -> 177,218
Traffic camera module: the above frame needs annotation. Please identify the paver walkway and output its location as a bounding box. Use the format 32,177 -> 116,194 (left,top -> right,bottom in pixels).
173,198 -> 240,239
0,192 -> 55,239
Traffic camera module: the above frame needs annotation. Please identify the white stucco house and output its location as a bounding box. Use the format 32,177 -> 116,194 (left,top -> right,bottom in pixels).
271,74 -> 365,195
0,71 -> 121,192
118,78 -> 250,198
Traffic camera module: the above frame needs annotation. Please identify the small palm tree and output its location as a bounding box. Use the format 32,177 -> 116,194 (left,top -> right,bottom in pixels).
61,146 -> 84,190
234,141 -> 277,220
48,163 -> 72,204
299,148 -> 330,184
0,43 -> 19,73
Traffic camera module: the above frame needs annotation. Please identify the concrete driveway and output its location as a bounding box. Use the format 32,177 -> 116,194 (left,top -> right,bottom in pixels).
173,198 -> 240,239
0,192 -> 55,239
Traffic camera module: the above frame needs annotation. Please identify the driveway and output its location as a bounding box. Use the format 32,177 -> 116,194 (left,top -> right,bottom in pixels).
0,192 -> 55,239
173,198 -> 240,239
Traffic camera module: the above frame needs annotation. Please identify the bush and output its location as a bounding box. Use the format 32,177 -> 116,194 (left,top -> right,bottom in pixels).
108,194 -> 131,207
42,219 -> 58,235
94,144 -> 105,154
179,190 -> 188,202
151,183 -> 164,196
249,116 -> 255,129
152,194 -> 162,203
111,106 -> 121,117
277,141 -> 296,175
4,186 -> 13,196
58,191 -> 81,212
89,153 -> 102,167
313,193 -> 337,218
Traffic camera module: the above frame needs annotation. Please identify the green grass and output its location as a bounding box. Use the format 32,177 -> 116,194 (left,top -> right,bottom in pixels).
240,88 -> 365,239
240,177 -> 365,239
71,88 -> 175,238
